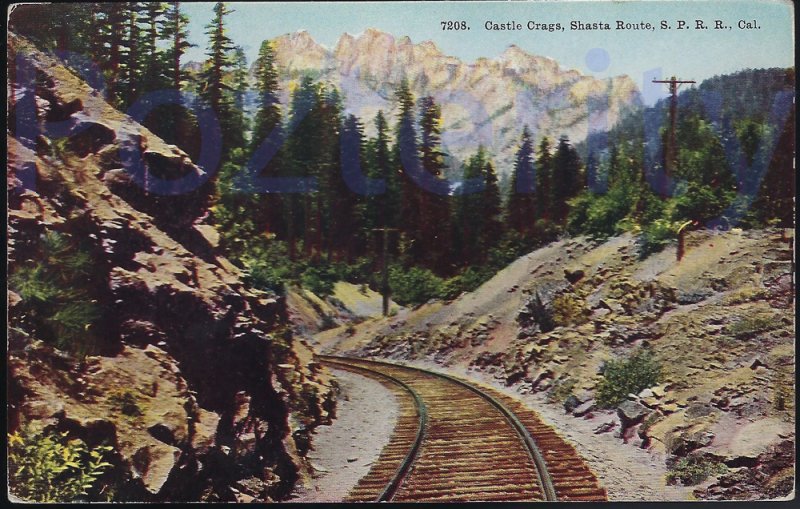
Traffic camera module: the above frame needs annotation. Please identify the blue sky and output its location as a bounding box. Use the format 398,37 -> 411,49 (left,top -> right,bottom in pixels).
183,1 -> 794,102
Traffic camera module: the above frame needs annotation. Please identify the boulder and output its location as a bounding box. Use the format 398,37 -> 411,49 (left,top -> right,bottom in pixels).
572,399 -> 596,417
594,420 -> 616,434
131,443 -> 181,495
669,430 -> 715,456
638,388 -> 655,399
598,298 -> 624,314
563,394 -> 581,413
67,118 -> 117,157
564,268 -> 585,284
617,400 -> 650,428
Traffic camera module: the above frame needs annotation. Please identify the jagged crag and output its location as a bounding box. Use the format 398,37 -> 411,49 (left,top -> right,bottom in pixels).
7,34 -> 335,502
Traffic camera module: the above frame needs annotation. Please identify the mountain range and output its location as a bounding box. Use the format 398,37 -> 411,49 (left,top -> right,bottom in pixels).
264,28 -> 642,176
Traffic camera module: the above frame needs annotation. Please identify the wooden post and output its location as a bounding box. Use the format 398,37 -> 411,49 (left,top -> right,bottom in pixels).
372,228 -> 398,316
676,220 -> 693,262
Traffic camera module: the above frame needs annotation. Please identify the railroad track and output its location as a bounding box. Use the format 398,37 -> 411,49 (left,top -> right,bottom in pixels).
319,355 -> 607,502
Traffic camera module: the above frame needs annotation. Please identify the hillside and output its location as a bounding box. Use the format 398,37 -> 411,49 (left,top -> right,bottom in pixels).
265,29 -> 641,176
7,34 -> 336,502
314,228 -> 795,500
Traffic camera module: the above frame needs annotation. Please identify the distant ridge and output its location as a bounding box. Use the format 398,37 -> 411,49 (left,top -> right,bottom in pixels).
266,28 -> 642,175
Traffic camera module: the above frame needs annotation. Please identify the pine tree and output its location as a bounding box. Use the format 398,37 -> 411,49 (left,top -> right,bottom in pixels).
754,105 -> 794,227
480,158 -> 503,258
535,137 -> 552,220
121,5 -> 140,102
199,2 -> 239,157
506,127 -> 537,236
285,76 -> 320,260
393,79 -> 423,264
551,135 -> 583,222
455,147 -> 502,265
139,2 -> 167,93
249,39 -> 285,239
417,95 -> 452,273
228,46 -> 249,149
163,2 -> 193,91
335,114 -> 364,261
97,3 -> 126,105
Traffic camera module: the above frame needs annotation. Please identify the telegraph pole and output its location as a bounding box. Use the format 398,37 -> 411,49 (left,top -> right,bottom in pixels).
652,76 -> 696,180
371,227 -> 398,316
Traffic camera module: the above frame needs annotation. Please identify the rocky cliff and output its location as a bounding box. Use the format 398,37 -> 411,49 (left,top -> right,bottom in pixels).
7,34 -> 334,502
267,29 -> 641,176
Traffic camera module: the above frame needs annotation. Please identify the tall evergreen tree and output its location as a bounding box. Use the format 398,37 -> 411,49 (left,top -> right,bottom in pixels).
285,76 -> 321,260
506,127 -> 537,236
199,2 -> 240,157
334,114 -> 364,261
163,2 -> 193,91
455,147 -> 503,265
551,135 -> 583,222
98,3 -> 126,105
535,136 -> 553,220
754,105 -> 794,227
139,2 -> 167,93
118,4 -> 142,104
393,79 -> 423,264
249,40 -> 285,238
417,95 -> 452,273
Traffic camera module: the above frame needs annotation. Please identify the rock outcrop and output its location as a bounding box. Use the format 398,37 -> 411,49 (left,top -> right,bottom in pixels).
8,34 -> 334,502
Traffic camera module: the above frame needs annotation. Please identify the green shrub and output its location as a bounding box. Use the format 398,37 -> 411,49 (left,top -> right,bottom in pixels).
388,266 -> 445,306
332,257 -> 374,285
567,185 -> 638,239
8,427 -> 114,502
596,349 -> 661,408
244,262 -> 288,295
637,219 -> 678,258
666,455 -> 727,486
9,232 -> 102,356
726,313 -> 777,339
552,293 -> 589,327
547,378 -> 577,405
457,266 -> 494,292
300,265 -> 338,298
670,182 -> 734,226
108,390 -> 143,417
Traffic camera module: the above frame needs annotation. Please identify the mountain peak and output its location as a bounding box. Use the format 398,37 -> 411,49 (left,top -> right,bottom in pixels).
281,30 -> 321,49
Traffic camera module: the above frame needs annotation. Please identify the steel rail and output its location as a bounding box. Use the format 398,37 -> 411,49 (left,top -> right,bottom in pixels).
319,355 -> 557,502
320,357 -> 428,502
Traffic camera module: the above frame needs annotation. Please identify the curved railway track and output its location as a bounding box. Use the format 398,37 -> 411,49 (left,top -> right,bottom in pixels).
319,355 -> 607,502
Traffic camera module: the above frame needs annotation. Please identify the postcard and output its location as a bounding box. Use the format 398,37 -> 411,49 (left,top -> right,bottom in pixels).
6,0 -> 795,503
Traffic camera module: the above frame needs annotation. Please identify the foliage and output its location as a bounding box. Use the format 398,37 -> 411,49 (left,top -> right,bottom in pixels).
547,377 -> 577,405
9,232 -> 102,356
300,265 -> 338,298
8,427 -> 114,502
388,265 -> 446,306
666,455 -> 727,486
596,349 -> 661,408
725,313 -> 777,339
552,293 -> 589,327
670,182 -> 734,226
108,390 -> 143,417
637,219 -> 679,258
